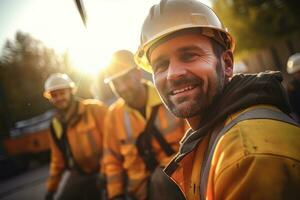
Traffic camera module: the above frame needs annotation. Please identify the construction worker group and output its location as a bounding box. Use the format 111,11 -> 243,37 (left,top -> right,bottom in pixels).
44,0 -> 300,200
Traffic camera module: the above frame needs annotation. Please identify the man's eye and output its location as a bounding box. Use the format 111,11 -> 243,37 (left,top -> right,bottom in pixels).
181,52 -> 198,62
152,60 -> 169,74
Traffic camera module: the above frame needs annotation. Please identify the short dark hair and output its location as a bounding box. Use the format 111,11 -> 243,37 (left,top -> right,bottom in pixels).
211,38 -> 225,58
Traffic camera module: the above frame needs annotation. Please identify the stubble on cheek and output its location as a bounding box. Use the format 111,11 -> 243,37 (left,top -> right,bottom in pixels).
166,86 -> 206,118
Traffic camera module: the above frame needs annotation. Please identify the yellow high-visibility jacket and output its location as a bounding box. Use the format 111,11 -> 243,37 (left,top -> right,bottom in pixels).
103,82 -> 187,200
46,99 -> 107,192
167,105 -> 300,200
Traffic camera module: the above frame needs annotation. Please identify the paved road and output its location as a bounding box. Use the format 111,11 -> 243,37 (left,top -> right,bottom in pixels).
0,165 -> 107,200
0,165 -> 48,200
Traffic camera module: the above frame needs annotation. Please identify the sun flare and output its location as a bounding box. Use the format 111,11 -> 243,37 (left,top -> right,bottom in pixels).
68,29 -> 112,75
16,0 -> 211,76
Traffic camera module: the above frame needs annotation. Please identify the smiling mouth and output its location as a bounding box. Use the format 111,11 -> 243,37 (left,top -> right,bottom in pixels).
171,85 -> 197,95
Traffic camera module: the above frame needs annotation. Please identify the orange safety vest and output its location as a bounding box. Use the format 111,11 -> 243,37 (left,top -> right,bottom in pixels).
46,99 -> 107,192
103,82 -> 187,200
165,105 -> 300,200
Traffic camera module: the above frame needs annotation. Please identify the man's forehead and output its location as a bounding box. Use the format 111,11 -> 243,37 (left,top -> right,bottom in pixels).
149,32 -> 213,63
115,68 -> 137,80
148,28 -> 212,56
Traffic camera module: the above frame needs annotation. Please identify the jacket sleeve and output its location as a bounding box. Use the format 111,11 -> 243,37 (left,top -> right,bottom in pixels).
102,111 -> 126,199
213,155 -> 300,200
210,116 -> 300,200
46,134 -> 65,192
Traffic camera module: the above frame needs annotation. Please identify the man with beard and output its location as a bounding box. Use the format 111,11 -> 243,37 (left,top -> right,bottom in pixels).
102,50 -> 186,200
44,73 -> 107,200
134,0 -> 300,199
287,53 -> 300,122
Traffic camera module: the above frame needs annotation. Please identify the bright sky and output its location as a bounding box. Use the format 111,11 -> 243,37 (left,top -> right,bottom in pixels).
0,0 -> 211,75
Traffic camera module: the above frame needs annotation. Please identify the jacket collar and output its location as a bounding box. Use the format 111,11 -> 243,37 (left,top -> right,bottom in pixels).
176,71 -> 291,162
54,99 -> 84,127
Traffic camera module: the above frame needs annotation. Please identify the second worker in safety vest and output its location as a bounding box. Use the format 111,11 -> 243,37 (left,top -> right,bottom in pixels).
102,50 -> 187,200
44,73 -> 108,200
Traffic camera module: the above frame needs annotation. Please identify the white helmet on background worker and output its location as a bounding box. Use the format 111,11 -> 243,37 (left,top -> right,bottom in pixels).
135,0 -> 235,73
287,53 -> 300,74
43,73 -> 76,99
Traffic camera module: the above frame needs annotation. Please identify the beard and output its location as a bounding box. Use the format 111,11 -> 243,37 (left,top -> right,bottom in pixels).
55,96 -> 74,111
162,76 -> 204,118
158,60 -> 225,119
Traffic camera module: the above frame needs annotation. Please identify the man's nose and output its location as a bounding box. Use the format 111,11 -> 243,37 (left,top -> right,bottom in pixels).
167,60 -> 187,80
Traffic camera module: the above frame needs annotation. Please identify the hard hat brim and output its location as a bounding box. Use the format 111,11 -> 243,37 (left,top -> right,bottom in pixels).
135,26 -> 235,73
104,66 -> 136,84
43,84 -> 76,99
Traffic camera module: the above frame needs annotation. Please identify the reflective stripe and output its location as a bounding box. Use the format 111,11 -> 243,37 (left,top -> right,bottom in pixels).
160,120 -> 182,135
103,148 -> 123,161
157,108 -> 181,135
107,174 -> 123,183
124,111 -> 134,141
164,108 -> 175,125
123,137 -> 136,145
155,115 -> 162,130
52,118 -> 63,139
123,107 -> 179,142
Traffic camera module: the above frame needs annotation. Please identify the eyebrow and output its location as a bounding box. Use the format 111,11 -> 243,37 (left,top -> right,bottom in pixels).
150,45 -> 205,66
150,54 -> 166,68
177,45 -> 204,52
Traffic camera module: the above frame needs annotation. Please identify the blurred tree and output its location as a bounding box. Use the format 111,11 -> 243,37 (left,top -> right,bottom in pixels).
213,0 -> 300,52
0,31 -> 72,133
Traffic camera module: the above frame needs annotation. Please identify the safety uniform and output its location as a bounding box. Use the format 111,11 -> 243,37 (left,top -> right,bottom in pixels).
163,72 -> 300,200
103,81 -> 186,200
134,1 -> 300,199
166,105 -> 300,200
46,99 -> 107,193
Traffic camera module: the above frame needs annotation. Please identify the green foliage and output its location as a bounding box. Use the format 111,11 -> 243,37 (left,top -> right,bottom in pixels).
0,32 -> 72,130
213,0 -> 300,52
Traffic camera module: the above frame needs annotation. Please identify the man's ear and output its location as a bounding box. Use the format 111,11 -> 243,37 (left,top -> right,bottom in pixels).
222,50 -> 234,78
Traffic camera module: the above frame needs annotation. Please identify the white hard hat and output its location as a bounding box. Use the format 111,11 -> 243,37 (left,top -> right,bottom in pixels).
287,53 -> 300,74
43,73 -> 75,98
135,0 -> 235,73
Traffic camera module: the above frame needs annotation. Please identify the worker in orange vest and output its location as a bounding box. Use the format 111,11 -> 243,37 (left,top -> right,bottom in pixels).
135,0 -> 300,199
44,73 -> 107,200
102,50 -> 187,200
